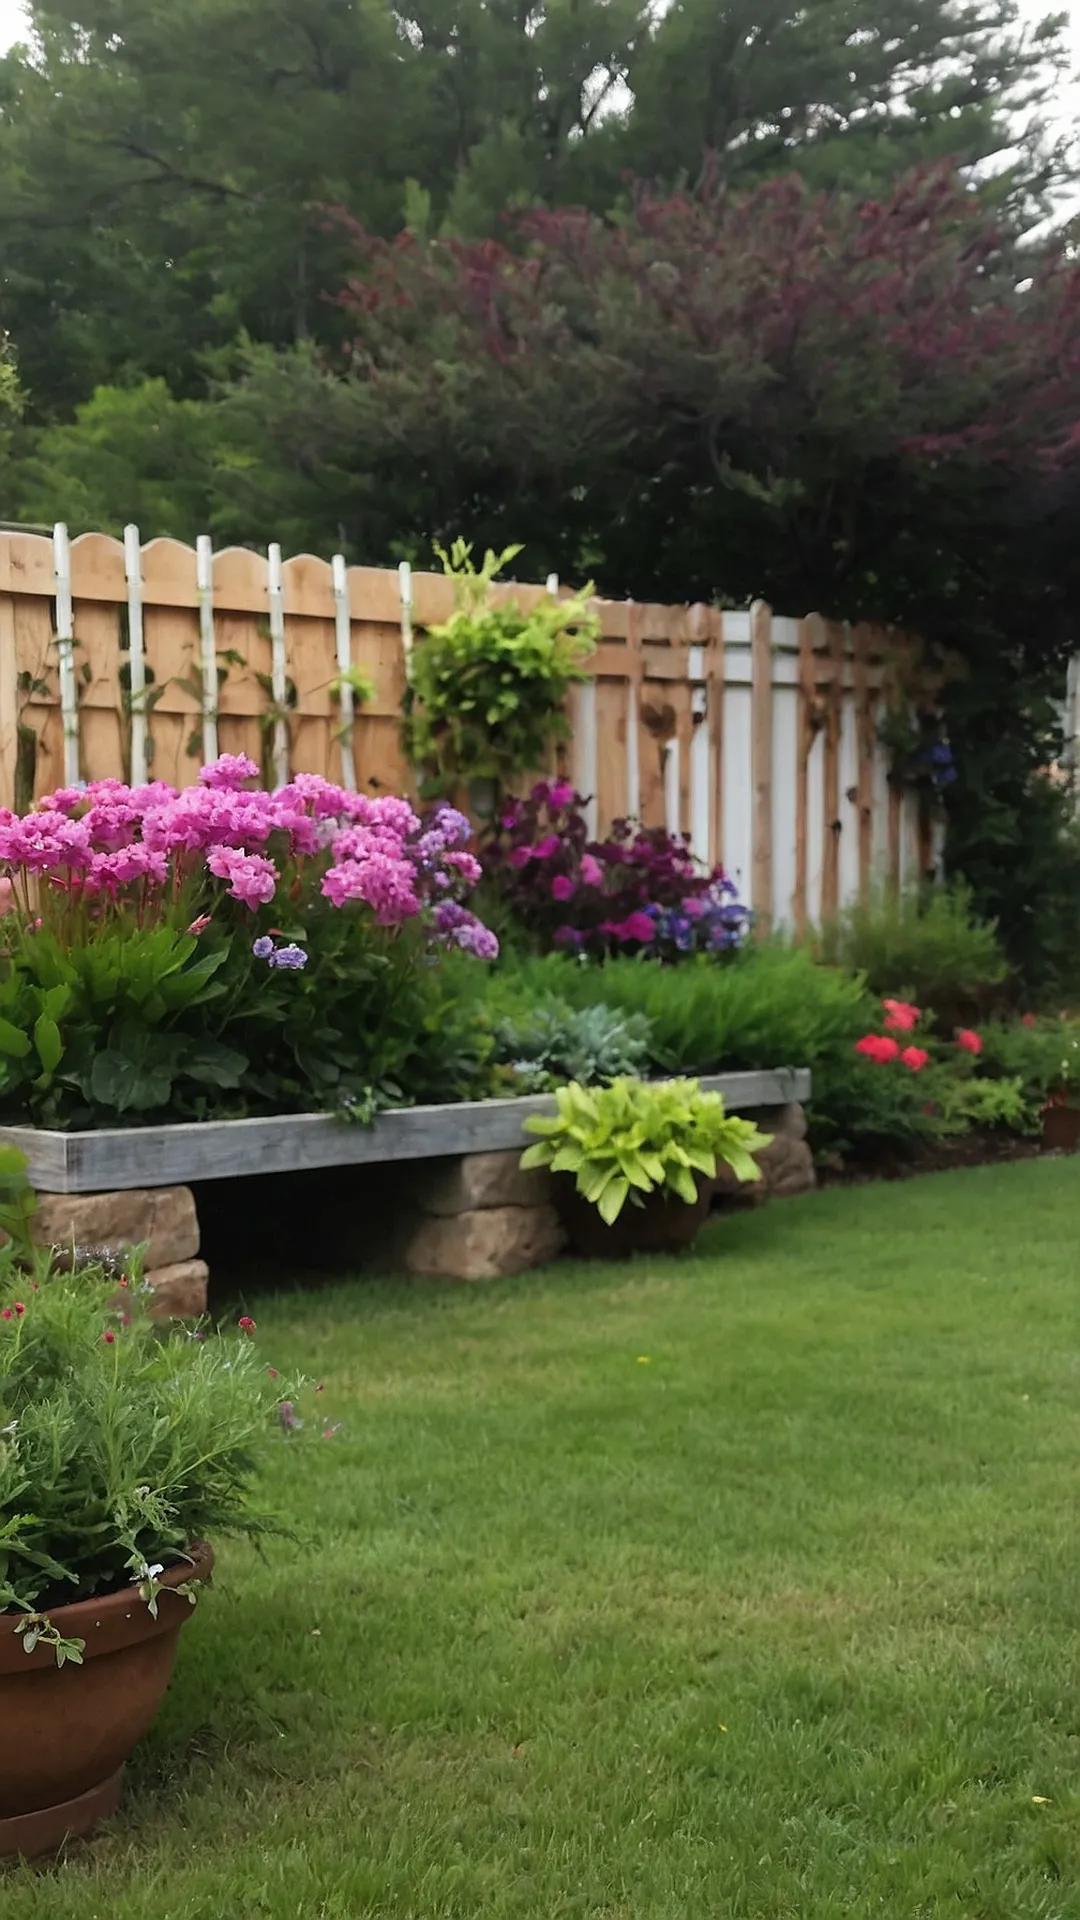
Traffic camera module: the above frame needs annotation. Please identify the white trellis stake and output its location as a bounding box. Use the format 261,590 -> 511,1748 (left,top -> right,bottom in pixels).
196,535 -> 219,768
332,553 -> 357,792
52,523 -> 80,787
123,523 -> 148,786
266,543 -> 289,788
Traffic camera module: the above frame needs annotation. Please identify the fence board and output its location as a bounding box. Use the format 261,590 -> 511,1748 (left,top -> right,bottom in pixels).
0,529 -> 924,931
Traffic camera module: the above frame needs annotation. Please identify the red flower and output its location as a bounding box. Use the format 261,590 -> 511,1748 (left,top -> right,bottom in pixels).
237,1315 -> 257,1335
883,998 -> 920,1033
102,1329 -> 116,1345
855,1034 -> 900,1063
12,1302 -> 25,1316
0,1309 -> 11,1322
1022,1013 -> 1036,1028
956,1029 -> 983,1055
900,1046 -> 930,1072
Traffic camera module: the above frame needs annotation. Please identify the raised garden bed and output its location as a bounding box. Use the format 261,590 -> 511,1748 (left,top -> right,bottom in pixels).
0,1069 -> 810,1193
0,1068 -> 812,1289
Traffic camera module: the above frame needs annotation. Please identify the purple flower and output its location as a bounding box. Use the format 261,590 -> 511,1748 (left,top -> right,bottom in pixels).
268,943 -> 308,970
252,936 -> 275,960
551,874 -> 575,902
533,834 -> 561,861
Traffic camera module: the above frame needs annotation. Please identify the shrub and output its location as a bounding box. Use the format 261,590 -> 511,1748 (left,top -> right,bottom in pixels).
491,998 -> 653,1092
0,760 -> 496,1126
521,1077 -> 770,1224
0,1230 -> 308,1627
495,946 -> 870,1076
484,781 -> 749,958
818,886 -> 1007,1020
402,542 -> 598,807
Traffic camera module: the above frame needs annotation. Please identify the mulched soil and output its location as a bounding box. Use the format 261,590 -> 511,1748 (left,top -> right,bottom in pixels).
817,1131 -> 1049,1188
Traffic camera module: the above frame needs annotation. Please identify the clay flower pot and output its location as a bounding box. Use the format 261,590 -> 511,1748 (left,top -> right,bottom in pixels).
0,1541 -> 213,1862
555,1175 -> 713,1259
1041,1102 -> 1080,1154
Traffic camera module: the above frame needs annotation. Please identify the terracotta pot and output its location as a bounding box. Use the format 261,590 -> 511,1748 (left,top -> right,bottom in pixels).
555,1175 -> 712,1259
1041,1103 -> 1080,1153
0,1541 -> 213,1862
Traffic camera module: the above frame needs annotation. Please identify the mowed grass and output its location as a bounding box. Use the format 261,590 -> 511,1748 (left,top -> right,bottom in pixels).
8,1157 -> 1080,1919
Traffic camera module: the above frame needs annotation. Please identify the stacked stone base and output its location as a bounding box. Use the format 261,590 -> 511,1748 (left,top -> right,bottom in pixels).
32,1185 -> 209,1315
396,1100 -> 815,1282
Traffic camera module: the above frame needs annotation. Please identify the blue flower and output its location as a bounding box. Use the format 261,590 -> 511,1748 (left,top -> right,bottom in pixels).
268,943 -> 308,970
252,936 -> 274,960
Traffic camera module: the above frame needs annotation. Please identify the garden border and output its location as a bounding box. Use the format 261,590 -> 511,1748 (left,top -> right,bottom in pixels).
0,1070 -> 810,1193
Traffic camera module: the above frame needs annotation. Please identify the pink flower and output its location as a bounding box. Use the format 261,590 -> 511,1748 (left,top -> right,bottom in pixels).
900,1046 -> 930,1072
549,780 -> 576,809
580,854 -> 603,888
12,1302 -> 24,1316
855,1034 -> 900,1063
883,998 -> 920,1033
0,1309 -> 11,1322
187,915 -> 212,936
533,835 -> 561,861
237,1315 -> 256,1335
601,911 -> 656,944
206,847 -> 278,908
956,1029 -> 983,1055
509,845 -> 534,869
551,874 -> 575,902
199,753 -> 260,790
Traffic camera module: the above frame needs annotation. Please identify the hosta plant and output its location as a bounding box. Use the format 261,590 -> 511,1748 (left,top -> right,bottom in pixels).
521,1077 -> 770,1224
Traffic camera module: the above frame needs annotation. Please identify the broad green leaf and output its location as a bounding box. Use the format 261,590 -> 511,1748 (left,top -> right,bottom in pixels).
0,1019 -> 31,1060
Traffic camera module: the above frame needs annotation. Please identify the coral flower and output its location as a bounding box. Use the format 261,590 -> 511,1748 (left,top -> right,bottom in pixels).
900,1047 -> 930,1072
956,1029 -> 983,1055
882,999 -> 920,1033
855,1034 -> 900,1063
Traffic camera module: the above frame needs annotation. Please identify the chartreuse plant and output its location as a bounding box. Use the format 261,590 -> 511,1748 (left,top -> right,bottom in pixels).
0,1223 -> 312,1652
521,1077 -> 770,1224
403,540 -> 599,803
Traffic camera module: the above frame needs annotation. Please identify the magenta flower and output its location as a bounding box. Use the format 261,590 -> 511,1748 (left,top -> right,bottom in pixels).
580,854 -> 604,888
207,847 -> 278,908
199,753 -> 260,790
550,874 -> 575,901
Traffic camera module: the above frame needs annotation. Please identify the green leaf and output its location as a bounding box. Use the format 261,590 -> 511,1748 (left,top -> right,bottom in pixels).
33,1015 -> 64,1077
0,1019 -> 31,1060
597,1175 -> 630,1225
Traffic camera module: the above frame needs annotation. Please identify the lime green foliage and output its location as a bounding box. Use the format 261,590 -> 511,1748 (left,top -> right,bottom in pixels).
491,997 -> 653,1091
820,885 -> 1007,1011
7,1163 -> 1080,1912
403,541 -> 598,800
522,1076 -> 770,1223
0,1240 -> 303,1621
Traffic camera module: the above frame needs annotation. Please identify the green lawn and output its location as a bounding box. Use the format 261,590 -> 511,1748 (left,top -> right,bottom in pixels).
8,1157 -> 1080,1918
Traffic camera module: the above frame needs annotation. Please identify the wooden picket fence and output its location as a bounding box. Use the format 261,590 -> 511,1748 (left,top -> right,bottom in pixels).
0,526 -> 937,931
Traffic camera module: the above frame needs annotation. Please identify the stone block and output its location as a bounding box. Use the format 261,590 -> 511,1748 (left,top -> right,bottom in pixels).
404,1204 -> 567,1282
755,1133 -> 816,1197
33,1185 -> 199,1269
145,1258 -> 209,1317
405,1150 -> 555,1216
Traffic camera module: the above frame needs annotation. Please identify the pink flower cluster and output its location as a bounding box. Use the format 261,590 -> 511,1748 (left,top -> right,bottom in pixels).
0,757 -> 496,953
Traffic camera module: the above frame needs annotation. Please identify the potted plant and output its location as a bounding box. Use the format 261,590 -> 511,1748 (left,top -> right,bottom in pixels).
1041,1031 -> 1080,1151
521,1076 -> 770,1258
0,1198 -> 302,1861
